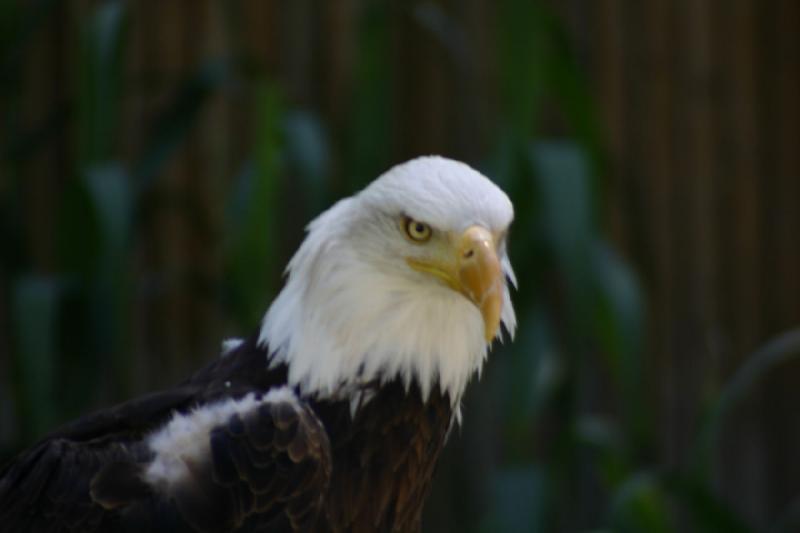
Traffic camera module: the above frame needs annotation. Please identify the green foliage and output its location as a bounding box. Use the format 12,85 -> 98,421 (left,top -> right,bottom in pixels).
483,466 -> 547,532
134,59 -> 230,187
343,0 -> 394,191
225,82 -> 284,325
693,329 -> 800,475
76,0 -> 126,166
10,277 -> 60,439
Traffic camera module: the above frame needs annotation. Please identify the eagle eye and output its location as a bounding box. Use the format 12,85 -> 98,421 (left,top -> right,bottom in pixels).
402,217 -> 432,243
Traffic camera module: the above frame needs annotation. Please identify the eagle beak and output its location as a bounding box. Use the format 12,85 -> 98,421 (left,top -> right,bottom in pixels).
456,226 -> 503,342
406,226 -> 504,342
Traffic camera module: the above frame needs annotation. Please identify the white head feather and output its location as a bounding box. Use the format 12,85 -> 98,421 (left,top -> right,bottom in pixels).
259,156 -> 516,405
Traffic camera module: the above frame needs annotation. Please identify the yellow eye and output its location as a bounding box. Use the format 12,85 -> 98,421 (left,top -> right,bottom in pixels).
403,217 -> 432,243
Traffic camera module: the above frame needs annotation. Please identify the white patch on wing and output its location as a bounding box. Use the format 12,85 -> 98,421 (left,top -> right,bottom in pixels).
262,385 -> 300,406
143,387 -> 299,493
221,337 -> 244,356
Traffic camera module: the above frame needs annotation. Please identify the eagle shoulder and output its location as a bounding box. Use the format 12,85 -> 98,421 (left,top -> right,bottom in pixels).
135,386 -> 331,532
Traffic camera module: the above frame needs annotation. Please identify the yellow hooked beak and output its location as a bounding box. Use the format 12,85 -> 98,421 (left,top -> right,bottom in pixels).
407,226 -> 504,342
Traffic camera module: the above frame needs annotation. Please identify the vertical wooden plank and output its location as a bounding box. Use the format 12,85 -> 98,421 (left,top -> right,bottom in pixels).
22,6 -> 61,275
633,0 -> 679,465
445,0 -> 492,163
762,0 -> 800,519
202,0 -> 234,328
126,0 -> 151,396
714,0 -> 767,525
591,0 -> 627,252
241,0 -> 280,74
152,0 -> 192,387
668,0 -> 715,482
185,0 -> 223,367
319,0 -> 357,126
281,0 -> 316,105
120,2 -> 145,164
468,0 -> 499,161
682,0 -> 717,350
394,0 -> 448,160
178,0 -> 212,373
724,0 -> 762,359
773,1 -> 800,328
317,0 -> 357,194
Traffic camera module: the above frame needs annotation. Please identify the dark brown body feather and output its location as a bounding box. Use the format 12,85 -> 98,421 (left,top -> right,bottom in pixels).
0,335 -> 454,532
314,381 -> 452,532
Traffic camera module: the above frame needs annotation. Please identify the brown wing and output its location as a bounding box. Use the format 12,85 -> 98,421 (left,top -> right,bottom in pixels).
1,390 -> 332,532
0,437 -> 147,532
0,386 -> 193,533
167,396 -> 333,532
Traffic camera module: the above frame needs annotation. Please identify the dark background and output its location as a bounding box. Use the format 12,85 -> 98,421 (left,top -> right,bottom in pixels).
1,1 -> 799,531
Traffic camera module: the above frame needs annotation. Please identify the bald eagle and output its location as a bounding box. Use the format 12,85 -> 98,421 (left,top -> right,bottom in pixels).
0,156 -> 516,532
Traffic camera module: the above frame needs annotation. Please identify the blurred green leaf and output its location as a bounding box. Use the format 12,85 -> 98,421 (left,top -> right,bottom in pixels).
283,110 -> 330,214
590,240 -> 644,365
543,23 -> 605,179
343,0 -> 393,191
496,0 -> 550,134
413,3 -> 470,70
610,472 -> 676,533
56,162 -> 133,281
693,329 -> 800,474
84,162 -> 133,257
662,474 -> 752,533
483,466 -> 547,533
57,177 -> 102,276
225,82 -> 283,325
590,239 -> 649,445
0,0 -> 60,183
77,0 -> 127,166
0,0 -> 58,81
530,141 -> 594,306
575,415 -> 630,489
0,0 -> 22,65
503,310 -> 563,450
134,59 -> 230,188
11,277 -> 60,439
531,141 -> 592,258
54,161 -> 135,404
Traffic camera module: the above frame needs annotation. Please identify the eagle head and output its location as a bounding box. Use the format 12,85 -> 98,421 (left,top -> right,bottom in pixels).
259,156 -> 516,405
